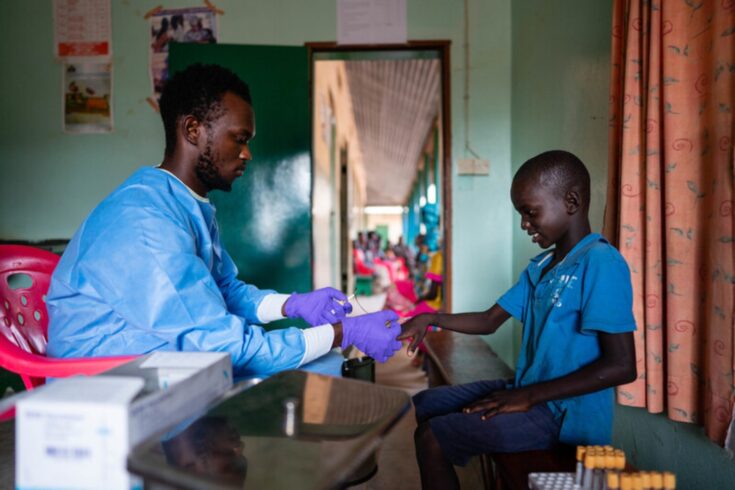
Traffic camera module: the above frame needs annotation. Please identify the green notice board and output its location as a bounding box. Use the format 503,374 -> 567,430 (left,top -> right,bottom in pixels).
168,43 -> 312,296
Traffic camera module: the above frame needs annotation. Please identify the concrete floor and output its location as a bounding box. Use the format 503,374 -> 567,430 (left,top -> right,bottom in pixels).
351,342 -> 485,490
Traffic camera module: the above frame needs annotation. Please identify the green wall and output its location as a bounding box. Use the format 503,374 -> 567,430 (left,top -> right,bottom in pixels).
511,2 -> 735,488
444,0 -> 515,362
615,405 -> 735,489
511,0 -> 612,288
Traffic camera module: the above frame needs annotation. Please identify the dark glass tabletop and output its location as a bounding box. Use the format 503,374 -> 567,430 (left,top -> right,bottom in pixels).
127,370 -> 411,490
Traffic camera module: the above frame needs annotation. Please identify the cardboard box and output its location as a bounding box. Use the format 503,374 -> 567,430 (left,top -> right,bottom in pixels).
15,352 -> 232,490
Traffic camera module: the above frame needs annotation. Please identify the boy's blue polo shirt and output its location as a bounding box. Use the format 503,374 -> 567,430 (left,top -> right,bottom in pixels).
497,233 -> 636,445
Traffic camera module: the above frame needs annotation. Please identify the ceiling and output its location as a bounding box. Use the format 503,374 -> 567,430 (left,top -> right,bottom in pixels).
344,58 -> 441,206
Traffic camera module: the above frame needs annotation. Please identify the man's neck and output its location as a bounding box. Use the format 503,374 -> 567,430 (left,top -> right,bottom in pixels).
160,154 -> 208,197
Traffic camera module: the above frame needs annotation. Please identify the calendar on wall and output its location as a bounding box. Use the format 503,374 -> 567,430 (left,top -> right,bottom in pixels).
53,0 -> 112,60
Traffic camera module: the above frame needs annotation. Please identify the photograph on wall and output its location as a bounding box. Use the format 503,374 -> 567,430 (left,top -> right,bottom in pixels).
63,62 -> 113,133
148,6 -> 218,107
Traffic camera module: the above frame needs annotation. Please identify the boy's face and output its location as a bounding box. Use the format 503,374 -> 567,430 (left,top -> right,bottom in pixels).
511,175 -> 572,249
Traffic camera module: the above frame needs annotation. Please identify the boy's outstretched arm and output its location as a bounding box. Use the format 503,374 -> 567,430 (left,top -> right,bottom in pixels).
397,303 -> 511,353
464,331 -> 636,419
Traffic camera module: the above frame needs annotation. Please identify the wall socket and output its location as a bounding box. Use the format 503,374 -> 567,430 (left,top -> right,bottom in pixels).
457,158 -> 490,175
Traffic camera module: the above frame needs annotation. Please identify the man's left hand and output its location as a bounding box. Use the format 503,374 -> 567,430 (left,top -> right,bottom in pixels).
284,287 -> 353,326
463,388 -> 535,420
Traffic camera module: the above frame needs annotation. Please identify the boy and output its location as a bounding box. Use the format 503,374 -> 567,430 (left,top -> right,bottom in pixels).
398,150 -> 637,490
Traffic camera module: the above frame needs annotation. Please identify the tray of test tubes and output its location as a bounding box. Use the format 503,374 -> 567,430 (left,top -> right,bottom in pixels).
528,472 -> 576,489
534,445 -> 677,489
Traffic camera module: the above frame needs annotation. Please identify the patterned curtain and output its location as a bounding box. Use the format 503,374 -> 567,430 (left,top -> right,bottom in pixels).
604,0 -> 734,444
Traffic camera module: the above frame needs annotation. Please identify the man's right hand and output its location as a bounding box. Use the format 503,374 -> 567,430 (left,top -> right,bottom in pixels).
341,310 -> 402,363
396,314 -> 434,354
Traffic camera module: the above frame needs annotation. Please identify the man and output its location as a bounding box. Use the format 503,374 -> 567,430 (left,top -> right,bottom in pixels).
47,63 -> 402,377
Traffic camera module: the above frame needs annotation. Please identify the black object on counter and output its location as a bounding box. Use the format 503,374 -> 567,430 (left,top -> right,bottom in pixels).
341,356 -> 375,383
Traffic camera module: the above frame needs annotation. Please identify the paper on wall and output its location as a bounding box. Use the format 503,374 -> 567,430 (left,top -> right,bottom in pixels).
53,0 -> 112,60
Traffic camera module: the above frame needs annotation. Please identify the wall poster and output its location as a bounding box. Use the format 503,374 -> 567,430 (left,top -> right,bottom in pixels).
63,62 -> 113,133
147,6 -> 219,108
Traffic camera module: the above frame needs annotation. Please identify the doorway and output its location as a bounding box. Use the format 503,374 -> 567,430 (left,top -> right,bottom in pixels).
308,42 -> 452,312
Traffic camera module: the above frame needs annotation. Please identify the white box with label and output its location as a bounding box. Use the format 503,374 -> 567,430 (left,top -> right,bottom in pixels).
15,352 -> 232,490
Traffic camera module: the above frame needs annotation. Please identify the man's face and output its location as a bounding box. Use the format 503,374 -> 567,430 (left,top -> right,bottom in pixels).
195,92 -> 255,193
511,175 -> 571,250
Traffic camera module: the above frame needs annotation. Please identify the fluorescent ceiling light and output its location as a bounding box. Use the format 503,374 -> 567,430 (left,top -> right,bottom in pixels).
364,206 -> 405,215
427,184 -> 436,204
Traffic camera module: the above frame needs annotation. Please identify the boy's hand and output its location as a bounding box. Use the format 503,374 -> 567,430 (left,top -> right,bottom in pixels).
463,388 -> 535,420
396,314 -> 433,354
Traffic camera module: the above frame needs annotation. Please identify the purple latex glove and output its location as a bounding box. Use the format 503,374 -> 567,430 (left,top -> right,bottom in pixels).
341,310 -> 402,363
284,287 -> 353,326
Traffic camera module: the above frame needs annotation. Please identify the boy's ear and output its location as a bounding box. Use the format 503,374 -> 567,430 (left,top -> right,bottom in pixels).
565,189 -> 581,214
182,115 -> 202,146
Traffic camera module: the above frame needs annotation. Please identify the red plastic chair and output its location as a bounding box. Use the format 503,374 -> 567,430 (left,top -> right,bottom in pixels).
353,248 -> 375,275
0,245 -> 136,392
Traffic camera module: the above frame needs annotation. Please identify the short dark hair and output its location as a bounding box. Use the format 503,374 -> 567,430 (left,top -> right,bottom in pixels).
513,150 -> 591,207
159,63 -> 252,156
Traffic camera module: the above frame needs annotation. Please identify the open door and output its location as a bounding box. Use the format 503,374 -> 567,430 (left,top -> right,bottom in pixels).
169,43 -> 312,294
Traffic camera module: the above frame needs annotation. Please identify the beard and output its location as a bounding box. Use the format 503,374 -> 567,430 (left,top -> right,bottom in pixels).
195,142 -> 232,192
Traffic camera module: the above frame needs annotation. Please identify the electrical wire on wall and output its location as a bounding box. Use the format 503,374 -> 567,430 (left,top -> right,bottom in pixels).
463,0 -> 481,160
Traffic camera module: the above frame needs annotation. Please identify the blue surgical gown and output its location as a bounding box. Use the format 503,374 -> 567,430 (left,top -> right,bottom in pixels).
47,167 -> 308,377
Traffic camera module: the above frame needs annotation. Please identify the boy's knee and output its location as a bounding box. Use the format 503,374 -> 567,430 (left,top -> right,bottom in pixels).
412,390 -> 426,407
412,391 -> 430,422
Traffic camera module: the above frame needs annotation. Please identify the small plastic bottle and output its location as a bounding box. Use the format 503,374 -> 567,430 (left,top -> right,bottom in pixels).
620,473 -> 633,490
631,473 -> 643,490
663,472 -> 676,490
614,449 -> 626,470
575,445 -> 587,486
607,471 -> 620,490
650,472 -> 663,490
604,451 -> 615,469
582,452 -> 596,490
601,451 -> 615,489
640,472 -> 652,490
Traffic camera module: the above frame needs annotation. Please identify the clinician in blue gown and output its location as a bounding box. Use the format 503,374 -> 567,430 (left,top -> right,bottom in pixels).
47,64 -> 402,378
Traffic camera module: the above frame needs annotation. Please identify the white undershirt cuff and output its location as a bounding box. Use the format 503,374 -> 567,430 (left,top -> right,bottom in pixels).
257,293 -> 290,323
299,324 -> 335,366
